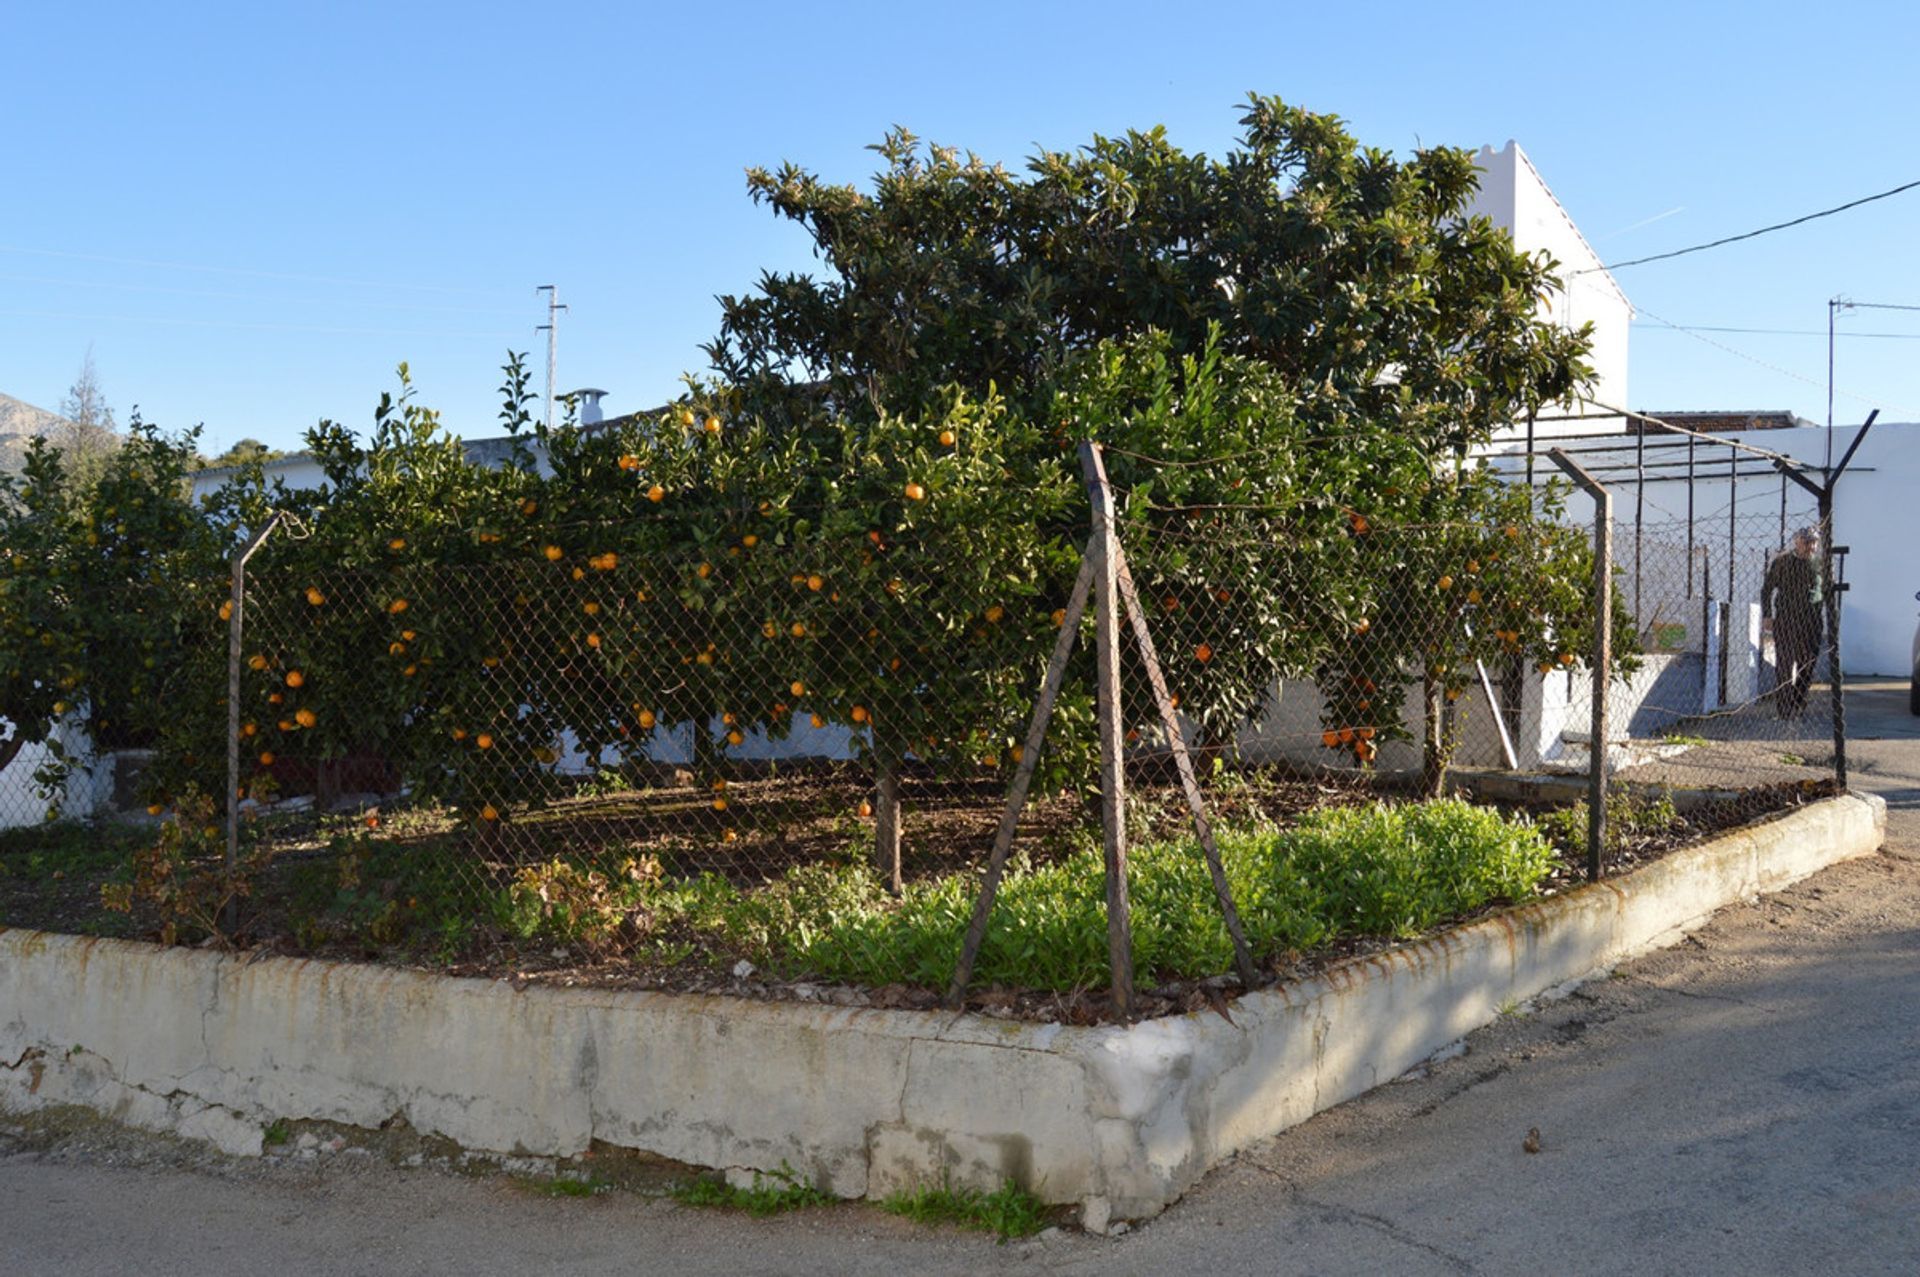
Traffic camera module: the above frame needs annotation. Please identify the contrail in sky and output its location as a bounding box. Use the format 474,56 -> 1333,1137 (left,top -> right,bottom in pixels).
1600,206 -> 1686,240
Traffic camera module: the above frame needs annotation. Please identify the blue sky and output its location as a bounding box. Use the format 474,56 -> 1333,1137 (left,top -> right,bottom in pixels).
6,0 -> 1918,454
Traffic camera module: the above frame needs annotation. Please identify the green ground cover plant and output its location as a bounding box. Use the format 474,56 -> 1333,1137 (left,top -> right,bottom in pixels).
503,797 -> 1555,990
880,1179 -> 1050,1242
670,1163 -> 835,1216
5,797 -> 1556,994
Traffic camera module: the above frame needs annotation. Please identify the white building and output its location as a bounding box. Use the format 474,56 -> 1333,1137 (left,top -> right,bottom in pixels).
1466,141 -> 1635,438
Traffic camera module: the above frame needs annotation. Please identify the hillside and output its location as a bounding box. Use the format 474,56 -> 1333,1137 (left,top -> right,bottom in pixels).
0,393 -> 102,474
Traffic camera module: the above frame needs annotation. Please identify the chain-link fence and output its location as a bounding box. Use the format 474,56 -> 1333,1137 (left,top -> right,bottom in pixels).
0,446 -> 1853,1015
1560,504 -> 1846,866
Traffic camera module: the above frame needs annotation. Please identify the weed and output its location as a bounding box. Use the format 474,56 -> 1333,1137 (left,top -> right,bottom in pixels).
1660,732 -> 1710,748
579,767 -> 635,799
671,1163 -> 834,1216
882,1178 -> 1049,1242
516,1173 -> 610,1198
1536,788 -> 1681,860
263,1118 -> 292,1146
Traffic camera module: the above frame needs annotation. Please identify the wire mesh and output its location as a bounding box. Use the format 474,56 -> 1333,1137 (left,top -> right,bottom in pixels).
0,479 -> 1851,990
1570,508 -> 1845,869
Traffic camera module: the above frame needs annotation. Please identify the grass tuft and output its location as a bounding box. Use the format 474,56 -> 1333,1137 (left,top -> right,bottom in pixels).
513,1173 -> 611,1199
882,1178 -> 1049,1242
670,1163 -> 834,1216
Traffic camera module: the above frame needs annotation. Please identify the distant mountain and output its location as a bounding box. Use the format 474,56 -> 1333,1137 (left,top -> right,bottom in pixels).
0,393 -> 123,476
0,392 -> 78,473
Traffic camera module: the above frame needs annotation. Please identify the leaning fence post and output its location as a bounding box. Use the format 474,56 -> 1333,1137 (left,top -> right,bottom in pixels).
225,513 -> 284,932
946,553 -> 1096,1008
1110,546 -> 1258,990
1078,442 -> 1134,1019
1548,449 -> 1611,882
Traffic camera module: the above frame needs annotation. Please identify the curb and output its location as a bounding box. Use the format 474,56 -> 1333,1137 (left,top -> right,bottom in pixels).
0,791 -> 1886,1229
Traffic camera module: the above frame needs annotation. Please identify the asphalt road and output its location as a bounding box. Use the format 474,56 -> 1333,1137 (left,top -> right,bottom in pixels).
4,683 -> 1917,1276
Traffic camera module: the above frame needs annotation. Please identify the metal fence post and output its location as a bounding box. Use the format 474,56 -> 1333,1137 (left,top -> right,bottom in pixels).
1821,489 -> 1847,791
1078,442 -> 1134,1019
225,514 -> 284,931
1818,410 -> 1878,793
1549,449 -> 1611,882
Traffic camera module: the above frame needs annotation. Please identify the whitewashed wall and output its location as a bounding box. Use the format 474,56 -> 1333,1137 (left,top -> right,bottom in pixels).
0,713 -> 108,830
1466,142 -> 1634,439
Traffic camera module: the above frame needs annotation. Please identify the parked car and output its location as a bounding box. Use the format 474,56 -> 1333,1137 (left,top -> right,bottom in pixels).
1911,591 -> 1920,716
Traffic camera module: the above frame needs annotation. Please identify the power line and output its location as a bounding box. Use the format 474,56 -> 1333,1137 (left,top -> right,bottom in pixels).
1631,306 -> 1919,417
1632,322 -> 1920,340
1573,177 -> 1920,274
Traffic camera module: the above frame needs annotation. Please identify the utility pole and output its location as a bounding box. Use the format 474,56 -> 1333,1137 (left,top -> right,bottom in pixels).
1826,296 -> 1847,470
537,284 -> 567,430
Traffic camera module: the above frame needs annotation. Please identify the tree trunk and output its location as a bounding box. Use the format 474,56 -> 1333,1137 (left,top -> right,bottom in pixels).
0,735 -> 23,785
873,740 -> 903,896
1421,678 -> 1453,799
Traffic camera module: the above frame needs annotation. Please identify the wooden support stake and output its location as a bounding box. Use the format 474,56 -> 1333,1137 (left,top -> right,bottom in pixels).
1111,547 -> 1258,990
1548,449 -> 1611,882
1079,442 -> 1134,1019
946,553 -> 1095,1008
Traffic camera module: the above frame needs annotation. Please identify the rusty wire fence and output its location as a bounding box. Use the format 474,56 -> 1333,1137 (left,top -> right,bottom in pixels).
0,451 -> 1853,1010
1553,504 -> 1848,870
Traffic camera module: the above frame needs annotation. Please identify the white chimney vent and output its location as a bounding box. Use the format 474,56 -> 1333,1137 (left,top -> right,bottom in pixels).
570,388 -> 609,427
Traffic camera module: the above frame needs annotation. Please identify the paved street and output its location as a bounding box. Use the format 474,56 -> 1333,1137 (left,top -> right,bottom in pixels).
4,683 -> 1917,1275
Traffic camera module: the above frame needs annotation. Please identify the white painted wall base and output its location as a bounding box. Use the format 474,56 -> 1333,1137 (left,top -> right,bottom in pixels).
0,793 -> 1883,1228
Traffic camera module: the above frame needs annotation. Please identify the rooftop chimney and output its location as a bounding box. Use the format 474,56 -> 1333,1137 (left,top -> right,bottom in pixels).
570,388 -> 609,428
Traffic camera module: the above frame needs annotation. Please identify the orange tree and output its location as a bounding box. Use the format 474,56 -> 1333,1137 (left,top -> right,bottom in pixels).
706,98 -> 1599,808
135,359 -> 1080,888
1315,467 -> 1641,793
529,375 -> 1081,885
0,422 -> 230,810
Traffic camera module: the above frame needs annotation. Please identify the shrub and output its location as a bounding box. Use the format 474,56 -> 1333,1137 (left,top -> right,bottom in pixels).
638,798 -> 1557,991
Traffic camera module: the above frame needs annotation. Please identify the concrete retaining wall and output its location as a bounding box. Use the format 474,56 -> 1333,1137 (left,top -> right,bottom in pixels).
0,792 -> 1884,1227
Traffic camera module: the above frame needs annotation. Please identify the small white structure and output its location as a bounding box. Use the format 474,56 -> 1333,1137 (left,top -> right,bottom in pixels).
1467,141 -> 1634,437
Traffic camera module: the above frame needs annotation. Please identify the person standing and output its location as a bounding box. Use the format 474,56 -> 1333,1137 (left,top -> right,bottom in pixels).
1761,526 -> 1824,719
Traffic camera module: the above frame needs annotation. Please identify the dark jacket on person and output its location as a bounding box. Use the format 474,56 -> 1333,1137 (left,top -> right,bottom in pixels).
1762,549 -> 1823,637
